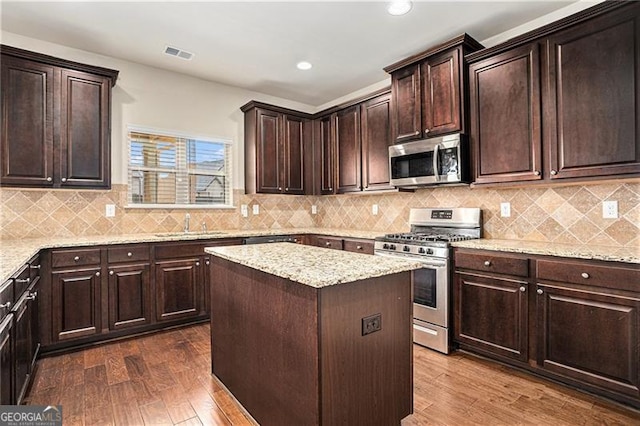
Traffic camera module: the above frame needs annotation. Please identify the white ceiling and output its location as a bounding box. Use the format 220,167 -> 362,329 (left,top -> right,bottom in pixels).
1,1 -> 577,107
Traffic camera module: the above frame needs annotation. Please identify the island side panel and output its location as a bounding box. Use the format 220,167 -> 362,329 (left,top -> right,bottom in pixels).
209,257 -> 320,425
319,271 -> 413,425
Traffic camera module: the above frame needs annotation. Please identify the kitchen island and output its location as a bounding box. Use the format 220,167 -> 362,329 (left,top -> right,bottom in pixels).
204,243 -> 422,426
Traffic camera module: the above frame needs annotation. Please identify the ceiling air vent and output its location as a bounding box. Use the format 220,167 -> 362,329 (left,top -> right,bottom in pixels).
164,45 -> 194,61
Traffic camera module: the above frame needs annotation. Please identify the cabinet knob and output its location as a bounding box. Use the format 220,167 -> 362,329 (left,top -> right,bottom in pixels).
26,292 -> 37,301
196,262 -> 200,267
414,131 -> 421,135
74,256 -> 80,262
424,129 -> 430,134
519,286 -> 526,292
484,260 -> 491,266
109,270 -> 114,276
61,177 -> 67,183
534,170 -> 540,176
278,187 -> 282,191
0,302 -> 11,309
127,252 -> 133,257
15,278 -> 30,284
205,260 -> 210,266
329,187 -> 333,191
537,289 -> 543,295
95,272 -> 100,277
550,170 -> 558,175
581,272 -> 590,279
325,242 -> 331,247
356,245 -> 363,250
46,177 -> 52,182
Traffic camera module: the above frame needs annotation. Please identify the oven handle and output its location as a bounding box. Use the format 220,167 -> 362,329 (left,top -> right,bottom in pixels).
433,143 -> 440,182
374,251 -> 447,268
414,323 -> 438,336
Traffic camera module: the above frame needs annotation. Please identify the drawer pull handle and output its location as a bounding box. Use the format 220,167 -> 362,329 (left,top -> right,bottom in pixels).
196,262 -> 200,267
15,278 -> 30,284
0,302 -> 11,309
484,260 -> 491,266
127,252 -> 133,257
519,286 -> 526,292
581,272 -> 590,279
74,256 -> 80,262
26,292 -> 37,301
109,271 -> 114,276
30,265 -> 41,270
356,245 -> 363,250
537,289 -> 543,295
95,272 -> 100,277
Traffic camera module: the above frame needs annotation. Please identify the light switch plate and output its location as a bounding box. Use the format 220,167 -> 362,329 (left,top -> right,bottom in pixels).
602,200 -> 618,218
500,202 -> 511,218
372,204 -> 379,215
311,205 -> 317,215
252,204 -> 260,215
241,205 -> 248,218
105,204 -> 116,218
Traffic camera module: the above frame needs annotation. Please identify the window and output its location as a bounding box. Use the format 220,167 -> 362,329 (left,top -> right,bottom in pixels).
127,127 -> 232,208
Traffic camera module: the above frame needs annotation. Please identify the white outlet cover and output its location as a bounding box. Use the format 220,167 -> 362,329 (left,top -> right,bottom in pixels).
240,204 -> 248,218
311,205 -> 317,215
105,204 -> 116,218
602,200 -> 618,219
252,204 -> 260,215
500,202 -> 511,218
372,204 -> 379,215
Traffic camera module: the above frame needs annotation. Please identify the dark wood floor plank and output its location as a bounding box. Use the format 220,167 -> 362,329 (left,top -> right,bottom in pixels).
105,354 -> 130,385
108,380 -> 139,406
83,346 -> 105,369
112,401 -> 144,426
174,417 -> 204,426
123,354 -> 149,379
138,400 -> 174,426
85,401 -> 115,426
84,365 -> 111,410
58,383 -> 85,426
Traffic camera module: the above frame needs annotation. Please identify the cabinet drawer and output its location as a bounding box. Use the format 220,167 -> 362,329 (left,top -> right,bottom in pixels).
107,245 -> 150,263
13,265 -> 31,298
537,259 -> 640,292
51,248 -> 101,268
455,251 -> 529,277
316,236 -> 343,251
0,280 -> 12,320
343,239 -> 374,255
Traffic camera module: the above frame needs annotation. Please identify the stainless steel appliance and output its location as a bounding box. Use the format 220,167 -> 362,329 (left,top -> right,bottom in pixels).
374,207 -> 482,354
388,133 -> 468,188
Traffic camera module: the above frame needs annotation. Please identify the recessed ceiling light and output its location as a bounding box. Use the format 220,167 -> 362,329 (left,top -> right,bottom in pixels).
387,1 -> 412,16
297,61 -> 312,71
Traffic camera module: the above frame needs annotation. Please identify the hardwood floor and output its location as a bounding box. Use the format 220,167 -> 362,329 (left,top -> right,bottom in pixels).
26,324 -> 640,425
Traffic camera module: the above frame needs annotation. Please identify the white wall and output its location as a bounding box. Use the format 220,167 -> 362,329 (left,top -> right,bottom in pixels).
0,31 -> 316,189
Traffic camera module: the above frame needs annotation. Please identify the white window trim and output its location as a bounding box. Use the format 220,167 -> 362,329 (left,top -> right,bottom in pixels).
125,125 -> 234,209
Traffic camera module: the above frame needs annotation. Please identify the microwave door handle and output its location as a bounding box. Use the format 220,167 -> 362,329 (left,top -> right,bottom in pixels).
433,143 -> 440,181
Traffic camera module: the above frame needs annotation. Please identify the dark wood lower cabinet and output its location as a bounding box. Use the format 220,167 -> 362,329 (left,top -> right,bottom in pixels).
155,258 -> 201,322
0,315 -> 12,405
108,263 -> 151,330
51,267 -> 101,341
536,282 -> 640,399
455,273 -> 528,362
13,280 -> 39,404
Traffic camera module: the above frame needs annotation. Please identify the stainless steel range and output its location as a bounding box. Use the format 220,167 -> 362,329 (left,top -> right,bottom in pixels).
374,208 -> 482,354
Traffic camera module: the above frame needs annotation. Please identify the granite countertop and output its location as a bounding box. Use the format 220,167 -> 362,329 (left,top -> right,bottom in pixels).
452,239 -> 640,264
205,242 -> 422,288
0,228 -> 386,283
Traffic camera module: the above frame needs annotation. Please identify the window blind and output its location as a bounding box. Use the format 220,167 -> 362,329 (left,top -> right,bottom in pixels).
127,129 -> 232,207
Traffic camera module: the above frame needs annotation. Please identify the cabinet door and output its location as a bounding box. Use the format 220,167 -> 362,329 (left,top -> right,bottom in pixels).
0,56 -> 54,187
314,115 -> 334,195
13,292 -> 31,404
391,64 -> 422,143
59,69 -> 111,188
546,7 -> 640,180
51,267 -> 101,341
422,48 -> 461,137
536,283 -> 640,398
108,263 -> 151,330
155,258 -> 201,322
0,315 -> 12,405
334,105 -> 361,193
469,43 -> 542,184
361,93 -> 393,191
282,114 -> 305,194
455,273 -> 528,362
255,108 -> 282,193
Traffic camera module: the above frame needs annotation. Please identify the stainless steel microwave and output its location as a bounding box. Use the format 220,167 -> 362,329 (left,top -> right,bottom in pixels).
389,133 -> 468,188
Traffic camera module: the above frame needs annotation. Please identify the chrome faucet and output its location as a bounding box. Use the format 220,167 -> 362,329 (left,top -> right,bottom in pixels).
184,213 -> 190,233
202,221 -> 207,232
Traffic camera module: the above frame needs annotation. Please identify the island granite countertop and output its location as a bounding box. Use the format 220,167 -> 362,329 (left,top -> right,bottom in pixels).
205,242 -> 423,288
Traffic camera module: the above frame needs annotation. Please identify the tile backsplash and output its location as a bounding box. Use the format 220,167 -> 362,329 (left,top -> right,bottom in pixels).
1,181 -> 638,248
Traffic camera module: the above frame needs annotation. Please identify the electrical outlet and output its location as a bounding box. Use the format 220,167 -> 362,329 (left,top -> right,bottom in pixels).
240,205 -> 248,218
500,202 -> 511,218
252,204 -> 260,215
372,204 -> 379,215
105,204 -> 116,218
362,313 -> 382,336
311,205 -> 317,215
602,200 -> 618,218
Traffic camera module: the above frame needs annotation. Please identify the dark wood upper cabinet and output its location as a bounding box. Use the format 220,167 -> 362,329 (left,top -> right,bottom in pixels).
242,102 -> 311,195
467,1 -> 640,185
385,34 -> 483,143
313,115 -> 335,195
0,45 -> 118,189
545,7 -> 640,180
334,105 -> 361,193
361,92 -> 393,191
469,43 -> 542,184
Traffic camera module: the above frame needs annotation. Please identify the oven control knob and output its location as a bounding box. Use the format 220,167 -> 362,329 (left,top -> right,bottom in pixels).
427,248 -> 434,255
389,244 -> 396,250
383,243 -> 389,250
403,245 -> 410,252
418,247 -> 425,254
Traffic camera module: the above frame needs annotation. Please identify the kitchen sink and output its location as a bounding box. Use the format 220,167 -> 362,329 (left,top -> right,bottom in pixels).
155,231 -> 228,237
